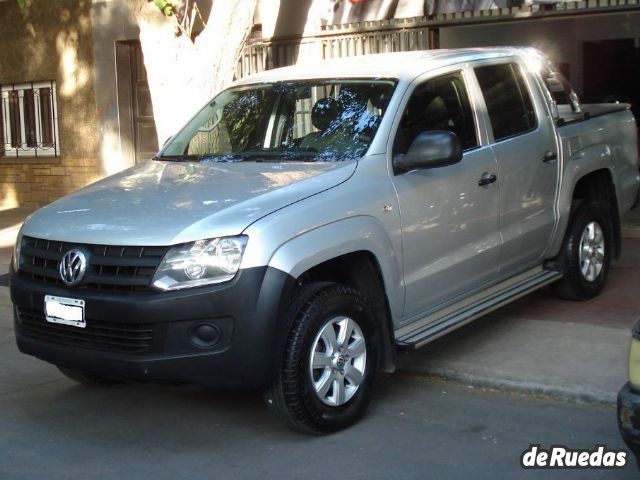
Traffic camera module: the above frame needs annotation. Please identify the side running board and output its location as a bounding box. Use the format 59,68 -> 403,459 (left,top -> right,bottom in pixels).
395,268 -> 562,350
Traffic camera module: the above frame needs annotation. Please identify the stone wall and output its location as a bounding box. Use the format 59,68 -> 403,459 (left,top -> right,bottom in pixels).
0,0 -> 101,208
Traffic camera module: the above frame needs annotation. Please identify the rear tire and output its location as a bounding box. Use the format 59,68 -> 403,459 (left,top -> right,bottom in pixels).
553,200 -> 612,300
57,366 -> 121,386
265,282 -> 378,434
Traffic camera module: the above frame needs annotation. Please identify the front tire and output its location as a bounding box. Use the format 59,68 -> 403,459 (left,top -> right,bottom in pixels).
265,283 -> 378,434
553,200 -> 612,300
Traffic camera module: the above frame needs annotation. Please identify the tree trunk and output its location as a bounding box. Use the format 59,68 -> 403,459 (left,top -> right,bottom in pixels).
127,0 -> 258,144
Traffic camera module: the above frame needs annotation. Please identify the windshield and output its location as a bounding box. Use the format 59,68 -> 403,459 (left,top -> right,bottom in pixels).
158,79 -> 396,162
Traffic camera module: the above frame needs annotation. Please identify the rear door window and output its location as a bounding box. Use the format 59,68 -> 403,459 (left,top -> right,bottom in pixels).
474,63 -> 537,141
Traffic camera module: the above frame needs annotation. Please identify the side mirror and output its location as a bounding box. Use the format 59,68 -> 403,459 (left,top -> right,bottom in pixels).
393,130 -> 463,172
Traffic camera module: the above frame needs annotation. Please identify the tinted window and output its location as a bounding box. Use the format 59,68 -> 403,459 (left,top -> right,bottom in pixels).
475,63 -> 537,141
541,66 -> 572,106
394,72 -> 478,155
540,65 -> 582,118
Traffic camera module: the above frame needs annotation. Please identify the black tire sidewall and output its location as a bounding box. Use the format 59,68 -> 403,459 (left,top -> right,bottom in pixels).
564,201 -> 612,299
285,285 -> 378,433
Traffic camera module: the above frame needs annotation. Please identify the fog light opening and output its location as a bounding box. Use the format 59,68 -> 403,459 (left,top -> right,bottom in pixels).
190,323 -> 222,348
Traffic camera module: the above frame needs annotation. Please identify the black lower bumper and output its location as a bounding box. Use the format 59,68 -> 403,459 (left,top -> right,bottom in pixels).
617,382 -> 640,463
11,266 -> 293,388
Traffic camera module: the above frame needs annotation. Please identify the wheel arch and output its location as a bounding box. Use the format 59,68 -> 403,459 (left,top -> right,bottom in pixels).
267,217 -> 402,374
569,168 -> 621,259
295,251 -> 397,373
550,164 -> 621,260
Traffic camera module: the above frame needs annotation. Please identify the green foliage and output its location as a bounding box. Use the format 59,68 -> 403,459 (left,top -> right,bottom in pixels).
152,0 -> 174,16
16,0 -> 26,11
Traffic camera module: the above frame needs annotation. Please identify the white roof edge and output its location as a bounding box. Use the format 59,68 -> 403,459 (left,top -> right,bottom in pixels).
232,47 -> 531,86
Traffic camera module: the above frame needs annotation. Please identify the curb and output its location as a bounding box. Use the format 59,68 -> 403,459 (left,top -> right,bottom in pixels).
396,364 -> 618,406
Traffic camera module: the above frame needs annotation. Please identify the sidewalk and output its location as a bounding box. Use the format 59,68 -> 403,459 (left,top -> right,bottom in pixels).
0,206 -> 639,405
623,204 -> 640,238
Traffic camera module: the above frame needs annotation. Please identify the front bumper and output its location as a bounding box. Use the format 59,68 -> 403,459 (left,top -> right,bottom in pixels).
617,382 -> 640,463
11,266 -> 293,388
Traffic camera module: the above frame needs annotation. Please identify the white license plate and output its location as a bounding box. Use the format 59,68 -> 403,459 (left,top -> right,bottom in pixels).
45,295 -> 86,328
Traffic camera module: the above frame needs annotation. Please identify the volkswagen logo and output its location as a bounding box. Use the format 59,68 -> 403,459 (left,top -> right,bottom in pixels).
59,249 -> 88,286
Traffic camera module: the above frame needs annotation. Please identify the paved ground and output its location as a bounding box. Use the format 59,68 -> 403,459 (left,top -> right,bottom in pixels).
622,204 -> 640,239
0,363 -> 636,479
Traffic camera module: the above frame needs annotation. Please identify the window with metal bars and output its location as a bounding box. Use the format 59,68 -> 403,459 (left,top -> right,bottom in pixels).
0,81 -> 60,158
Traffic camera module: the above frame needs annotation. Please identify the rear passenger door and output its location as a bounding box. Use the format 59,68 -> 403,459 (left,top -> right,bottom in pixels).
473,61 -> 560,276
391,70 -> 501,322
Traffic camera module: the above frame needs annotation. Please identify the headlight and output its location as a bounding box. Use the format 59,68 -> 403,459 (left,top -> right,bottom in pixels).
151,236 -> 248,291
12,230 -> 23,272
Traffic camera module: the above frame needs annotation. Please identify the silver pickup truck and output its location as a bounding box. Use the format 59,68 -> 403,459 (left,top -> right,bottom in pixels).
11,48 -> 639,434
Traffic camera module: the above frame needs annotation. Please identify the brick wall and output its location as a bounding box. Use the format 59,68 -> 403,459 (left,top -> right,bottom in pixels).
2,158 -> 99,208
0,0 -> 101,209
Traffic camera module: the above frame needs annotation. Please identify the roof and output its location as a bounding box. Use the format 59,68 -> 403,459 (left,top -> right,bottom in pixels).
232,47 -> 532,85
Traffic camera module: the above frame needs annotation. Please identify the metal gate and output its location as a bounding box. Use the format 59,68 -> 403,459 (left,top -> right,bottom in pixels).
236,18 -> 439,79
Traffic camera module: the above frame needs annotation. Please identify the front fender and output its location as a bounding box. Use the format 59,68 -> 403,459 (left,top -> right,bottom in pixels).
267,216 -> 404,322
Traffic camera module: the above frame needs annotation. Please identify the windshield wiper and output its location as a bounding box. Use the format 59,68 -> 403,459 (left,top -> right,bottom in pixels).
153,154 -> 203,162
154,150 -> 357,163
154,154 -> 250,163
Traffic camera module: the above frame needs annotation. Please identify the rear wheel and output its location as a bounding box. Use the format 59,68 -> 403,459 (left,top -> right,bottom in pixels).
553,200 -> 612,300
57,366 -> 121,386
265,282 -> 377,434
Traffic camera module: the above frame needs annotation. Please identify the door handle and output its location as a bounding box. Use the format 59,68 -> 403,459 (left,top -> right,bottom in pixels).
543,151 -> 558,163
478,173 -> 497,187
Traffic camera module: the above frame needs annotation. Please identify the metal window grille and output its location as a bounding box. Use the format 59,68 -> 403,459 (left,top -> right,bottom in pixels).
0,80 -> 60,158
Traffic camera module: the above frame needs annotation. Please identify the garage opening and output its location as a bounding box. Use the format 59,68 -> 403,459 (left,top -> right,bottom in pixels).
583,38 -> 640,119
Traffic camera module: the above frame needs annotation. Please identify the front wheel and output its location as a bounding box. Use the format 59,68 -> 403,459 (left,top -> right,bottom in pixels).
553,200 -> 612,300
265,283 -> 378,434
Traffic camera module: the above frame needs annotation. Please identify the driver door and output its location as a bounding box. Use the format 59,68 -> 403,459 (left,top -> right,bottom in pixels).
391,70 -> 501,323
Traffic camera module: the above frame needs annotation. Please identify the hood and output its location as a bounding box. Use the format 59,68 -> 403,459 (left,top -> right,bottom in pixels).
23,159 -> 356,246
